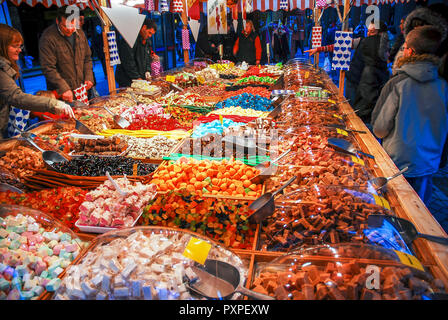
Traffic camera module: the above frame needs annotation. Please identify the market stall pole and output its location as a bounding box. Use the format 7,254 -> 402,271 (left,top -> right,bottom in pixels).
182,0 -> 190,64
338,0 -> 350,97
313,4 -> 320,68
96,1 -> 117,95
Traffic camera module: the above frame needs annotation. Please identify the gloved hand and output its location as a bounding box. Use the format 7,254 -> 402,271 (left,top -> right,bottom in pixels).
145,72 -> 151,80
54,100 -> 75,118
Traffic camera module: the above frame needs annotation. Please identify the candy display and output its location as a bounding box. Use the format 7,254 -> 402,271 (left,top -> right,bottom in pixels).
141,191 -> 256,249
71,137 -> 128,156
150,158 -> 262,197
251,244 -> 447,300
222,87 -> 271,99
77,177 -> 157,229
0,187 -> 88,231
191,118 -> 246,138
130,80 -> 162,95
0,205 -> 85,300
127,114 -> 189,131
210,107 -> 270,118
164,106 -> 203,128
52,227 -> 247,300
215,93 -> 274,112
234,76 -> 277,86
155,92 -> 215,108
0,146 -> 45,180
52,156 -> 157,177
114,135 -> 179,160
73,108 -> 117,133
183,84 -> 227,97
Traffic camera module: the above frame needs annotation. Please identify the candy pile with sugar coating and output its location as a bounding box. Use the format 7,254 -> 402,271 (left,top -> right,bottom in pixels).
78,178 -> 157,228
53,231 -> 246,300
0,213 -> 83,300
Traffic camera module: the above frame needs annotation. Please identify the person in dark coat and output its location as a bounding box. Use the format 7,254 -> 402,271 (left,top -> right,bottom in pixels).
353,21 -> 390,125
372,26 -> 448,205
388,17 -> 405,64
233,20 -> 262,65
217,24 -> 236,62
115,18 -> 158,88
194,25 -> 218,61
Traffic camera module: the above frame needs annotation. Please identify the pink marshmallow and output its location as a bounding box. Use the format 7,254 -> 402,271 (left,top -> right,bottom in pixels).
64,244 -> 77,253
34,261 -> 47,276
52,245 -> 62,256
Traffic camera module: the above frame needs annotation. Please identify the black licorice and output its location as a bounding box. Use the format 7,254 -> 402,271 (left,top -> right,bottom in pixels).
52,155 -> 157,176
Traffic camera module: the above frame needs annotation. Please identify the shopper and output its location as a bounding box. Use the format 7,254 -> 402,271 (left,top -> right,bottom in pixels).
388,17 -> 405,64
371,26 -> 448,206
220,24 -> 236,62
0,24 -> 74,137
195,24 -> 218,61
392,7 -> 448,75
38,6 -> 94,103
291,15 -> 305,58
233,20 -> 262,65
115,18 -> 159,88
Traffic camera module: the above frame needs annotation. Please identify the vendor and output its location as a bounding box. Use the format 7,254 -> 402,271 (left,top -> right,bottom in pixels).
233,20 -> 262,65
0,24 -> 74,138
115,18 -> 159,87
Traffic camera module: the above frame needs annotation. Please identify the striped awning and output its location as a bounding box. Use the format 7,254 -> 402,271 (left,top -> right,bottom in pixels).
5,0 -> 94,9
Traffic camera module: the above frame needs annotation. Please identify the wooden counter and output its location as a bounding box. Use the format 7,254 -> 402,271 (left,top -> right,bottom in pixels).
326,78 -> 448,288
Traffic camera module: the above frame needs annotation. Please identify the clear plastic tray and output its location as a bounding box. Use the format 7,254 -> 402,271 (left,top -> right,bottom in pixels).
250,243 -> 446,300
51,226 -> 248,300
0,204 -> 85,300
277,109 -> 346,128
259,185 -> 395,252
74,209 -> 144,234
281,97 -> 341,113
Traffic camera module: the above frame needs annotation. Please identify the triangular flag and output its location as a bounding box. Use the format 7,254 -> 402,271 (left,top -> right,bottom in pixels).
233,19 -> 238,33
101,5 -> 146,48
188,0 -> 200,20
189,19 -> 200,42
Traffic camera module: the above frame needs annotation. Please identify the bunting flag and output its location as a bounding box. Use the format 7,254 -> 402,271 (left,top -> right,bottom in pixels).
182,28 -> 190,49
107,31 -> 121,67
73,83 -> 89,105
172,0 -> 184,12
7,108 -> 30,138
188,0 -> 201,20
279,0 -> 288,9
332,31 -> 353,71
311,26 -> 322,48
144,0 -> 155,11
316,0 -> 328,8
160,0 -> 169,12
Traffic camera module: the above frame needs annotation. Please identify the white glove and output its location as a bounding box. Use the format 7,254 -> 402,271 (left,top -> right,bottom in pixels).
55,100 -> 75,118
145,72 -> 151,80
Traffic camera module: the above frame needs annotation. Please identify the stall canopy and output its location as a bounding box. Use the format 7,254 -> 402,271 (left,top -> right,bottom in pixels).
4,0 -> 93,9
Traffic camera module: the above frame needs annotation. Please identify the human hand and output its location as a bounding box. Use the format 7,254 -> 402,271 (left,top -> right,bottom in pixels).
84,80 -> 94,90
256,60 -> 260,65
61,90 -> 74,103
305,48 -> 318,56
55,100 -> 75,118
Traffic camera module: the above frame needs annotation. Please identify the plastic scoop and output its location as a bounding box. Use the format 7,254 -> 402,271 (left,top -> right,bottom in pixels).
23,135 -> 68,169
251,149 -> 292,184
368,166 -> 409,192
222,136 -> 269,154
368,214 -> 448,247
106,171 -> 128,197
0,183 -> 24,193
187,259 -> 275,300
103,106 -> 131,129
327,137 -> 375,159
248,176 -> 297,224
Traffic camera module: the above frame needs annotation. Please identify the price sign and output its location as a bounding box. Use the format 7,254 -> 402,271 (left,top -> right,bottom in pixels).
166,75 -> 176,82
304,71 -> 310,79
393,250 -> 425,272
333,114 -> 343,120
183,237 -> 212,265
336,128 -> 348,136
372,194 -> 391,210
351,155 -> 365,166
328,99 -> 336,104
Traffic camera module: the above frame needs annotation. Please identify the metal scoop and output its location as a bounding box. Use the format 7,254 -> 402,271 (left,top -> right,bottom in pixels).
248,176 -> 297,224
187,259 -> 275,300
327,137 -> 375,159
368,166 -> 409,192
103,106 -> 131,129
251,149 -> 292,184
0,183 -> 24,193
23,135 -> 68,169
368,214 -> 448,247
222,136 -> 269,154
64,103 -> 97,135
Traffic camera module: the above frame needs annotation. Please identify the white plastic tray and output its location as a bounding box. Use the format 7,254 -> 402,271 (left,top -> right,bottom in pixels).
74,209 -> 144,234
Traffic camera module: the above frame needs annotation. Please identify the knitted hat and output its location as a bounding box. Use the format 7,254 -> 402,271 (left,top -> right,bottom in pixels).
406,25 -> 442,55
403,7 -> 448,42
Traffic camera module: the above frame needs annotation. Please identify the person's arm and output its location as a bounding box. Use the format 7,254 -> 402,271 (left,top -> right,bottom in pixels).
378,32 -> 389,63
372,83 -> 400,139
39,35 -> 71,96
0,69 -> 58,113
255,36 -> 262,63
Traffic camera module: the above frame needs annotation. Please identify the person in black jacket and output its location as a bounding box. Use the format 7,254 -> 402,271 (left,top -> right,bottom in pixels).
388,17 -> 405,64
233,20 -> 262,65
115,18 -> 158,88
194,25 -> 219,61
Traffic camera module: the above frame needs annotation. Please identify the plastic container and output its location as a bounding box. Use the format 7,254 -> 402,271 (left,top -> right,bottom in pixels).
277,109 -> 346,128
51,226 -> 248,300
0,204 -> 85,300
282,97 -> 341,113
250,243 -> 446,300
259,185 -> 395,252
74,209 -> 144,234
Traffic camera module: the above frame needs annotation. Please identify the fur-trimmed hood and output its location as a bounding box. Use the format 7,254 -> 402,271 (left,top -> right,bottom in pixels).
403,8 -> 448,42
396,54 -> 441,83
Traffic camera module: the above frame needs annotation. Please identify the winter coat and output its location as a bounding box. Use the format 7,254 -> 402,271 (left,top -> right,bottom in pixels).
371,54 -> 448,177
0,57 -> 58,136
115,34 -> 153,88
354,32 -> 390,123
39,24 -> 94,96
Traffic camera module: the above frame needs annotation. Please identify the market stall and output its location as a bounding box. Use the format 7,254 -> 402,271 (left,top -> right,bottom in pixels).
1,56 -> 448,301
